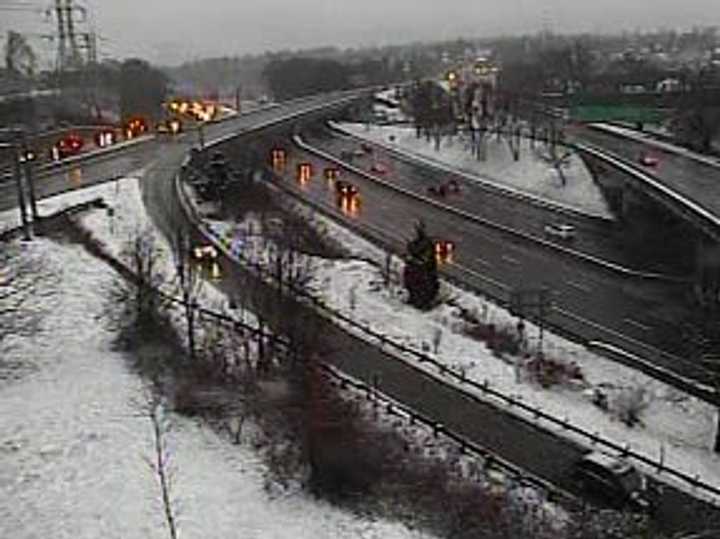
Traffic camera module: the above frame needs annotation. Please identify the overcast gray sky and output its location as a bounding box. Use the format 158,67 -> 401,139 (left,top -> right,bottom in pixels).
2,0 -> 720,66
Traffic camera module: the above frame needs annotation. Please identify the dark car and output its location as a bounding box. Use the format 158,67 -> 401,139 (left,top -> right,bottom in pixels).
572,451 -> 659,513
428,179 -> 460,198
335,180 -> 358,198
51,135 -> 84,160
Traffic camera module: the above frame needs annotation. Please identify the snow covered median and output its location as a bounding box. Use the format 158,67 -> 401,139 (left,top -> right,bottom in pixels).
332,121 -> 613,220
198,187 -> 720,506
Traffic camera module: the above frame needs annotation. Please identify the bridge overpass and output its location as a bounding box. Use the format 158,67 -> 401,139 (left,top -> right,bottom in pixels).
567,123 -> 720,305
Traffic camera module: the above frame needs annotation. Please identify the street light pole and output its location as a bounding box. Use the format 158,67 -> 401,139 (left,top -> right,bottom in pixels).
20,133 -> 39,221
11,141 -> 32,240
198,121 -> 205,150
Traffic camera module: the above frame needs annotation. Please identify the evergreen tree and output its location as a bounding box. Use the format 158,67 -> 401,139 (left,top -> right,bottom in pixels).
403,220 -> 439,309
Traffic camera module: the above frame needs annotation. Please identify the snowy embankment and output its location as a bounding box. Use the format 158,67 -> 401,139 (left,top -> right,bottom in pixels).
203,189 -> 720,506
332,121 -> 613,220
0,180 -> 433,539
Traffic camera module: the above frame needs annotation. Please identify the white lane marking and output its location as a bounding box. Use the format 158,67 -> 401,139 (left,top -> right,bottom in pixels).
624,317 -> 651,332
502,255 -> 520,265
474,257 -> 492,268
454,263 -> 510,292
566,280 -> 591,293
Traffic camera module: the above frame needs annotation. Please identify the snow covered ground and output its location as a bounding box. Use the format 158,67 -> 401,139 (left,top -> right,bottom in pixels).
203,192 -> 720,506
372,103 -> 408,124
374,88 -> 400,106
0,180 -> 434,539
372,89 -> 408,123
332,121 -> 613,219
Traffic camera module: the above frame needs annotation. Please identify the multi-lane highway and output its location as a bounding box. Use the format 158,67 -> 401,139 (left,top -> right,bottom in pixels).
243,130 -> 710,386
162,121 -> 720,535
303,125 -> 680,274
0,91 -> 365,213
4,89 -> 720,532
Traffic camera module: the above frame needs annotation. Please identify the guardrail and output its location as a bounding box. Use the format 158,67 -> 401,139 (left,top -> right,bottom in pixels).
178,90 -> 719,404
297,130 -> 687,284
590,122 -> 720,168
175,163 -> 720,506
62,196 -> 577,508
203,88 -> 375,150
291,129 -> 720,395
574,141 -> 720,243
328,113 -> 720,245
326,121 -> 611,222
258,160 -> 719,405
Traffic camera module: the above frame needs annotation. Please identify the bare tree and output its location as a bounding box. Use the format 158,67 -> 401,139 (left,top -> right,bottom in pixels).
105,228 -> 169,351
4,31 -> 36,77
535,121 -> 572,187
135,378 -> 179,539
667,67 -> 720,154
172,228 -> 203,361
262,214 -> 317,297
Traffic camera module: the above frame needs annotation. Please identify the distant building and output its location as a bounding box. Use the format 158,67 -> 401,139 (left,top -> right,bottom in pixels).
619,82 -> 649,94
656,78 -> 683,93
712,47 -> 720,66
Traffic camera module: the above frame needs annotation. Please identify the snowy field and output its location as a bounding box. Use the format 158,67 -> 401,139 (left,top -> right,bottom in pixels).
203,191 -> 720,506
0,180 -> 433,539
332,121 -> 613,219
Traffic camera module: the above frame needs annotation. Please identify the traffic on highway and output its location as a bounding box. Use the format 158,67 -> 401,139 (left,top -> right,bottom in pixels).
4,5 -> 720,538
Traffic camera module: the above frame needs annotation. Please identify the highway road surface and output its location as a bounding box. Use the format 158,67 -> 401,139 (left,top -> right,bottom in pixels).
304,126 -> 688,275
249,133 -> 712,387
4,94 -> 719,533
147,127 -> 720,536
0,91 -> 365,213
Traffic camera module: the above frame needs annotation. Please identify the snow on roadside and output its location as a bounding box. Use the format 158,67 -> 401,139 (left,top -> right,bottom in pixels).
0,183 -> 433,539
48,171 -> 710,507
203,193 -> 720,506
1,239 -> 167,539
310,255 -> 720,494
87,178 -> 568,531
333,121 -> 613,219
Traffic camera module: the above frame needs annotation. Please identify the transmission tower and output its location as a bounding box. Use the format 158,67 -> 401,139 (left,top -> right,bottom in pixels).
48,0 -> 86,72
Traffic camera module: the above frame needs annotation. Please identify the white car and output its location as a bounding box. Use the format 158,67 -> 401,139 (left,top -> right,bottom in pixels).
544,223 -> 576,240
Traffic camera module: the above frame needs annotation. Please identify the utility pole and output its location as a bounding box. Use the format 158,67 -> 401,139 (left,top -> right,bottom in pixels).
3,128 -> 39,238
11,140 -> 32,240
51,0 -> 86,72
64,0 -> 84,69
